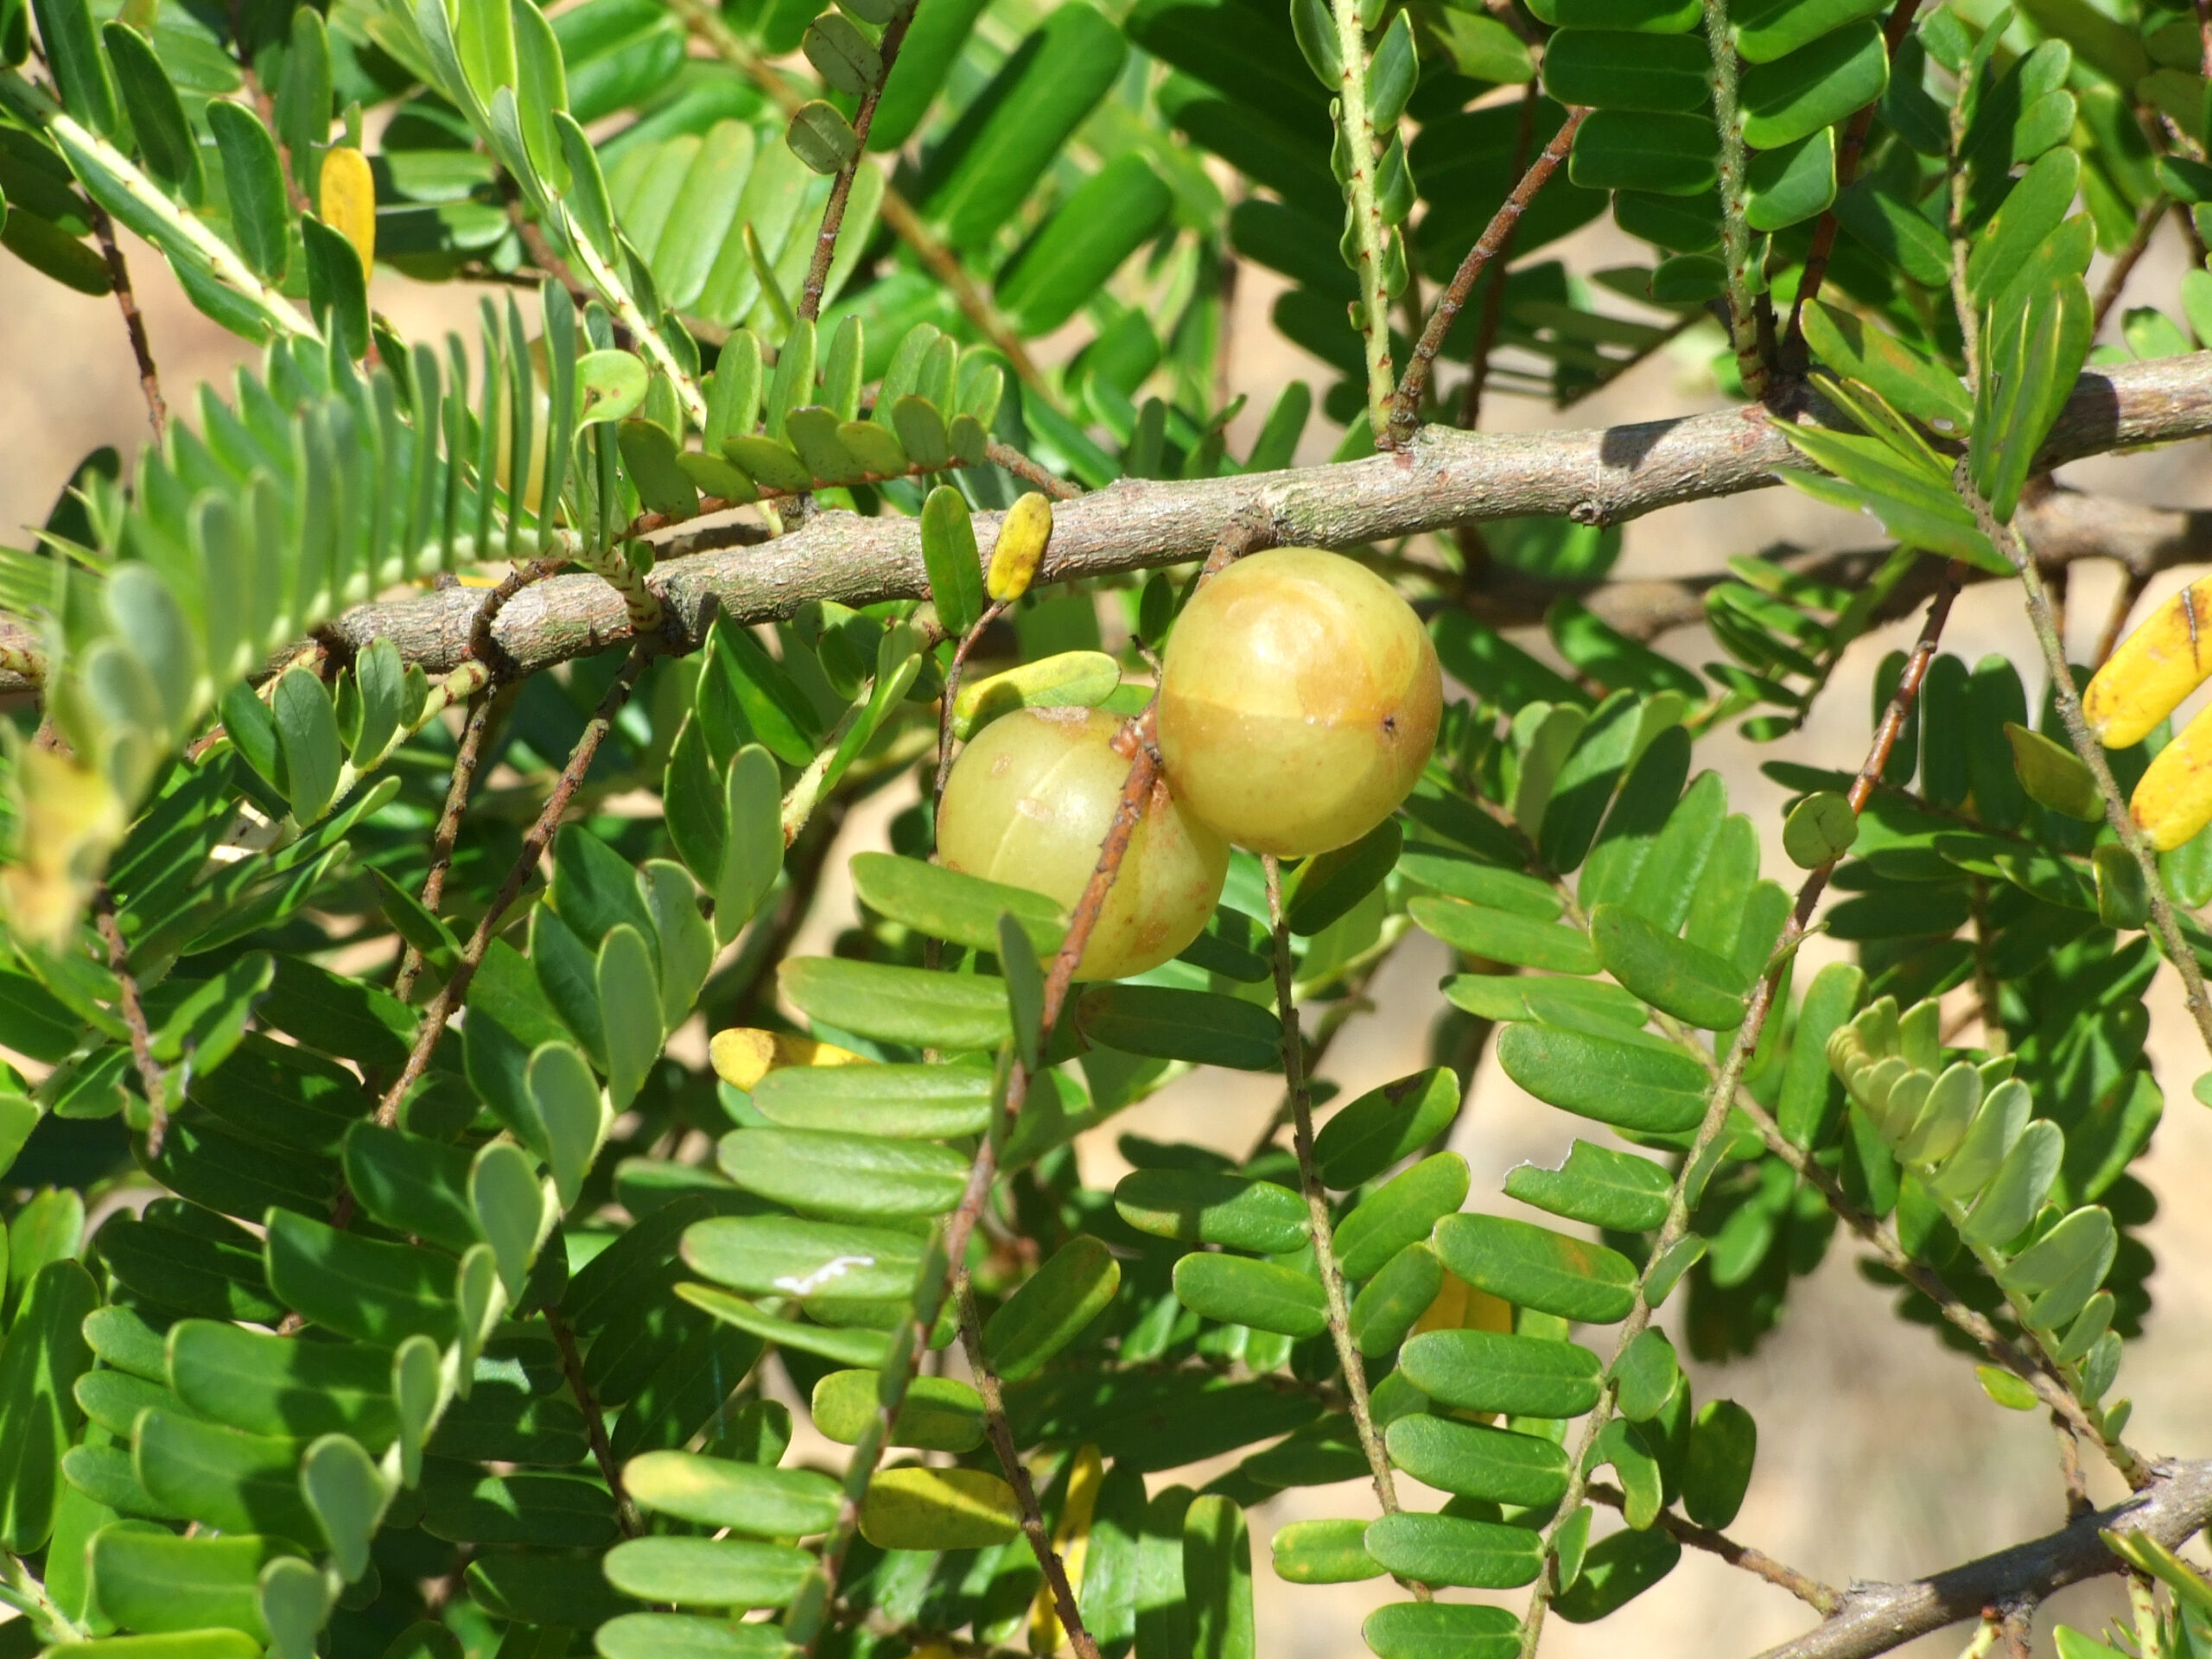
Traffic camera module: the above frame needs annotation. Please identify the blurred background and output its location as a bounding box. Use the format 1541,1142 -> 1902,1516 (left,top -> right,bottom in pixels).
6,187 -> 2209,1658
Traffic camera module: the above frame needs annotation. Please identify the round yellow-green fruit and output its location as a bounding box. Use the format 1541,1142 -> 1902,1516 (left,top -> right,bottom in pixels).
936,707 -> 1228,981
1156,548 -> 1441,856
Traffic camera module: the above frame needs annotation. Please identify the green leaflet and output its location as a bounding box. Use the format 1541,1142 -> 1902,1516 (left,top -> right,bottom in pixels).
1172,1254 -> 1328,1338
1397,848 -> 1563,918
1503,1140 -> 1672,1231
1184,1492 -> 1255,1659
1588,902 -> 1751,1029
1313,1068 -> 1463,1190
1433,1213 -> 1638,1323
133,1410 -> 320,1541
420,1471 -> 618,1548
849,851 -> 1066,958
1363,1602 -> 1522,1659
1074,985 -> 1283,1071
682,1214 -> 925,1303
596,1616 -> 792,1659
676,1285 -> 893,1368
87,1529 -> 305,1639
1959,1118 -> 2063,1247
751,1061 -> 995,1138
1285,821 -> 1402,938
1494,1022 -> 1709,1134
1408,897 -> 1599,975
811,1369 -> 984,1451
1553,1527 -> 1680,1621
1350,1243 -> 1444,1356
715,1126 -> 969,1221
1681,1399 -> 1757,1527
467,1548 -> 639,1626
1333,1153 -> 1470,1281
859,1466 -> 1021,1549
983,1235 -> 1121,1381
1113,1169 -> 1309,1253
1397,1330 -> 1604,1417
1363,1512 -> 1544,1589
1271,1517 -> 1383,1584
625,1451 -> 840,1537
1384,1414 -> 1570,1507
165,1320 -> 399,1447
780,957 -> 1011,1051
0,1258 -> 96,1551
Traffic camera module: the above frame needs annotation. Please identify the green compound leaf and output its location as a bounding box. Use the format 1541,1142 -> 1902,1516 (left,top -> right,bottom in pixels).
1432,1212 -> 1639,1324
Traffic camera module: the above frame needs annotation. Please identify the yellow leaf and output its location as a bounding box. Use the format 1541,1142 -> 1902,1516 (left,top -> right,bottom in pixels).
318,146 -> 377,276
1030,1446 -> 1103,1655
709,1027 -> 871,1091
987,493 -> 1053,603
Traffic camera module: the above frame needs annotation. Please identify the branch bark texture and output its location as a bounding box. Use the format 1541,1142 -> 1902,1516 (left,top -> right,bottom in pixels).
1751,1459 -> 2212,1659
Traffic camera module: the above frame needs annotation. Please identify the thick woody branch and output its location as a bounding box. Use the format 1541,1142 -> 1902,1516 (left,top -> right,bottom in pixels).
6,357 -> 2210,701
1750,1459 -> 2212,1659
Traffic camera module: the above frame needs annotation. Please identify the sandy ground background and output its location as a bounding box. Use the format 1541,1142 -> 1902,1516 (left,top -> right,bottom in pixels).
4,176 -> 2211,1659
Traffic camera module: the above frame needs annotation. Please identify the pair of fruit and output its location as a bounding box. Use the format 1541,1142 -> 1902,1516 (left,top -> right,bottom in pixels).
937,549 -> 1443,980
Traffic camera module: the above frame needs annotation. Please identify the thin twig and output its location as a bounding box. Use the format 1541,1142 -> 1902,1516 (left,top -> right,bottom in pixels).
547,1305 -> 644,1538
2093,196 -> 2169,337
1967,488 -> 2212,1062
985,440 -> 1083,500
2093,564 -> 2153,666
374,648 -> 650,1126
1704,0 -> 1766,395
1583,1481 -> 1841,1614
393,690 -> 499,1004
93,885 -> 169,1154
1783,0 -> 1925,361
798,5 -> 914,322
954,1275 -> 1102,1659
1390,105 -> 1586,444
1461,80 -> 1541,429
1520,568 -> 1964,1659
933,601 -> 1007,810
88,204 -> 164,438
1264,856 -> 1427,1599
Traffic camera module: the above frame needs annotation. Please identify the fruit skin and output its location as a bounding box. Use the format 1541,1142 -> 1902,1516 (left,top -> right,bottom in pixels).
2084,575 -> 2212,748
2130,696 -> 2212,850
1156,549 -> 1441,856
936,707 -> 1228,981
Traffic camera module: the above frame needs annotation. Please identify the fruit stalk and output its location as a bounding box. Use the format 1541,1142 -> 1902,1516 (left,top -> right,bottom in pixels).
1263,855 -> 1428,1599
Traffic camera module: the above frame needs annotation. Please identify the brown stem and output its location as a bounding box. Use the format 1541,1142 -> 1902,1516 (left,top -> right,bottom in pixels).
1783,0 -> 1925,361
88,205 -> 164,438
393,690 -> 499,1005
1460,80 -> 1540,429
1389,106 -> 1588,444
93,886 -> 169,1154
2093,564 -> 2153,666
954,1276 -> 1102,1659
798,4 -> 915,323
2092,196 -> 2169,337
1583,1481 -> 1841,1614
932,601 -> 1007,810
1264,857 -> 1427,1599
984,441 -> 1083,501
547,1305 -> 644,1538
373,648 -> 650,1126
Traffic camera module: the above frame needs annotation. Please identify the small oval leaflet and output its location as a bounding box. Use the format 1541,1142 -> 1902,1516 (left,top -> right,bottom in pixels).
715,1126 -> 969,1221
1362,1600 -> 1522,1659
750,1061 -> 995,1139
1397,1329 -> 1605,1419
1432,1212 -> 1639,1324
1272,1518 -> 1383,1584
601,1536 -> 813,1609
622,1451 -> 842,1537
1494,1022 -> 1709,1134
1333,1153 -> 1471,1282
1363,1512 -> 1544,1589
861,1466 -> 1021,1549
1114,1168 -> 1309,1254
683,1215 -> 924,1303
1384,1413 -> 1571,1508
983,1235 -> 1122,1382
1313,1068 -> 1462,1190
1783,790 -> 1859,868
1172,1253 -> 1328,1338
811,1368 -> 984,1451
1586,902 -> 1751,1031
